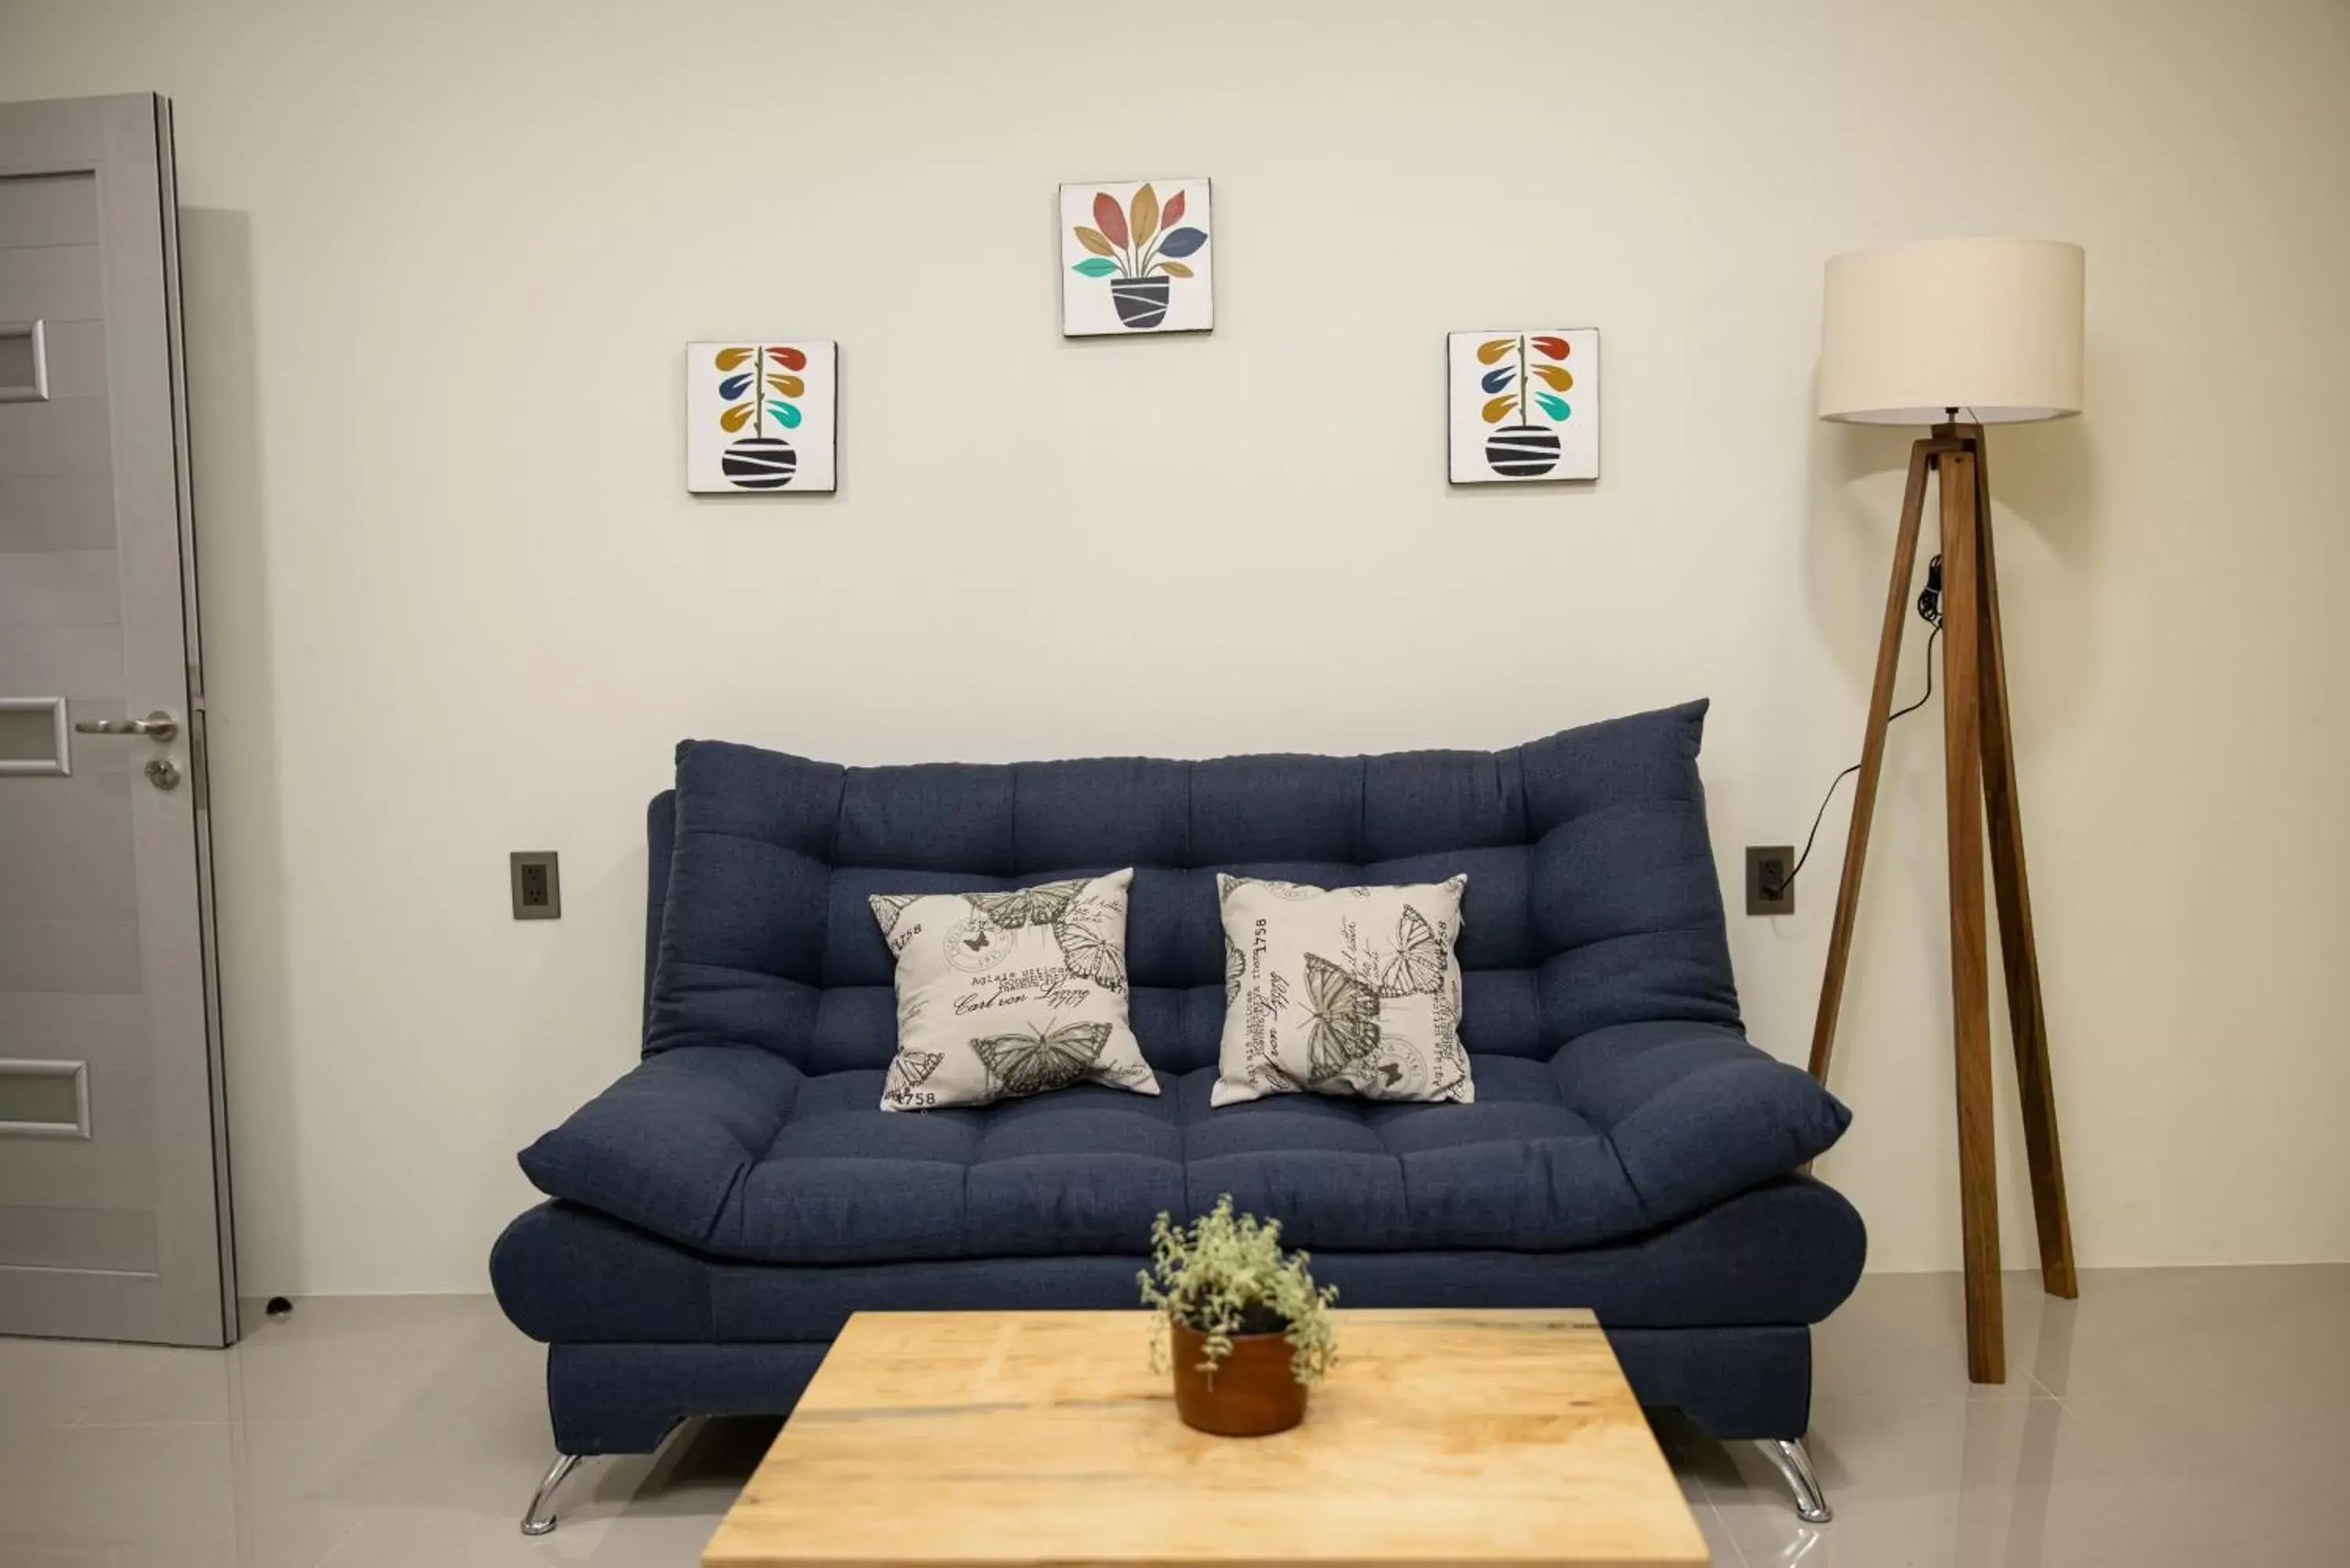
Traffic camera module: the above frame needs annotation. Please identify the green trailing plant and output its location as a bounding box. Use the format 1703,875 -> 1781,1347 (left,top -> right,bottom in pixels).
1138,1195 -> 1339,1386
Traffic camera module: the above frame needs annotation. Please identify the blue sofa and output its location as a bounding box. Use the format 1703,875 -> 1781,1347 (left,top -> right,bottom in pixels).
490,700 -> 1863,1531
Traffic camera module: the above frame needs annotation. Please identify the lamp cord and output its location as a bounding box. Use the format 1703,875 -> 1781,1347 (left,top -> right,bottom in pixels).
1770,410 -> 1985,904
1767,563 -> 1946,901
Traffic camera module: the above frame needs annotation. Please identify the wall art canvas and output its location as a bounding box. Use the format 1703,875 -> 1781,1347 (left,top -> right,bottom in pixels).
1446,330 -> 1599,483
1058,179 -> 1213,336
685,339 -> 837,493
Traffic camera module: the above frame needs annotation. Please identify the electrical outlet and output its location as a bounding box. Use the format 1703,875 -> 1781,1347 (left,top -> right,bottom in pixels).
510,851 -> 561,919
1746,846 -> 1795,916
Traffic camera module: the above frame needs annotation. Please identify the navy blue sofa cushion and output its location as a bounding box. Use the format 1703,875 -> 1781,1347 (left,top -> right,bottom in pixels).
519,1031 -> 1848,1263
490,1176 -> 1868,1345
518,703 -> 1852,1265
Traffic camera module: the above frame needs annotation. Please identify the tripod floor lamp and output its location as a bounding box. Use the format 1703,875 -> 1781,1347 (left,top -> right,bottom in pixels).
1811,237 -> 2083,1384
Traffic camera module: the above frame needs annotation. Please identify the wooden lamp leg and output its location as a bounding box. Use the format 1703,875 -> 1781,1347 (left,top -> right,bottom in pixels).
1806,438 -> 1937,1083
1937,443 -> 2006,1384
1972,439 -> 2079,1299
1806,426 -> 2077,1377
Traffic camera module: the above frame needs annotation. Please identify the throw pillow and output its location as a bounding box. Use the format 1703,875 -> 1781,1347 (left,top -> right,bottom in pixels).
1214,873 -> 1473,1107
870,869 -> 1159,1111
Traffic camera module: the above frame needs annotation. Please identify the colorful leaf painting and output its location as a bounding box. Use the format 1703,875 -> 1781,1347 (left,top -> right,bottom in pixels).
690,338 -> 833,495
1094,191 -> 1129,249
1065,182 -> 1209,330
1453,330 -> 1595,484
714,343 -> 805,443
1473,336 -> 1574,430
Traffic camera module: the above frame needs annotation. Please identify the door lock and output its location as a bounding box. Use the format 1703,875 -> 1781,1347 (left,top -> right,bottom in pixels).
144,757 -> 181,791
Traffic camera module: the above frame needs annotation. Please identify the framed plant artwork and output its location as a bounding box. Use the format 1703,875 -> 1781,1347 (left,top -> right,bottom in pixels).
684,339 -> 837,493
1058,179 -> 1213,336
1445,330 -> 1600,483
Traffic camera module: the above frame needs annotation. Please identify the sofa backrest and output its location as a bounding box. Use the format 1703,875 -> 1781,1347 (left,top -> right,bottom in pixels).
642,700 -> 1741,1076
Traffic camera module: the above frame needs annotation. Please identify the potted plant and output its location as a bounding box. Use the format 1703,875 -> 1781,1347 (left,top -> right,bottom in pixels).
1476,334 -> 1575,477
1070,183 -> 1209,329
714,344 -> 807,488
1138,1194 -> 1337,1436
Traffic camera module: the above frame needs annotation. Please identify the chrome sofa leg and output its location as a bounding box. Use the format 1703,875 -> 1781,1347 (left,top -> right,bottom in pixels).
1759,1437 -> 1833,1523
520,1451 -> 581,1537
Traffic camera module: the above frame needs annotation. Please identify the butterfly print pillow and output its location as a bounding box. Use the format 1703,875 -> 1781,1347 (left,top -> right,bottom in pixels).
869,869 -> 1157,1111
1213,873 -> 1472,1107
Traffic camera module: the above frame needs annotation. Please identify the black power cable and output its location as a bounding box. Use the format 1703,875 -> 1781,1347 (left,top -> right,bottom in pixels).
1766,555 -> 1946,902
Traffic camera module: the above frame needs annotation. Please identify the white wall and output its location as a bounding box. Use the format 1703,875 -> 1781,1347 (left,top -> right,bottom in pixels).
3,0 -> 2344,1294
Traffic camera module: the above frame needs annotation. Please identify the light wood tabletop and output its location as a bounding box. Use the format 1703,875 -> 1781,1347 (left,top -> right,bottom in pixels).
701,1309 -> 1709,1568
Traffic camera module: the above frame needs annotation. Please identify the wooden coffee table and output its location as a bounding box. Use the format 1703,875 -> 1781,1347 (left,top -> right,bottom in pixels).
703,1309 -> 1708,1568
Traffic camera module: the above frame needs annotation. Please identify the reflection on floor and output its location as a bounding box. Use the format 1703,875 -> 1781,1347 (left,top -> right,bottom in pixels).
1,1266 -> 2343,1566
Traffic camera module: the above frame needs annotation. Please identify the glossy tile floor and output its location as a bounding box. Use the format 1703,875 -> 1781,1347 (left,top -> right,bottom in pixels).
2,1266 -> 2343,1566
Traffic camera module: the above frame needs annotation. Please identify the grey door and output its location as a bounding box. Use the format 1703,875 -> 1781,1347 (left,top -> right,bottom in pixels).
0,94 -> 232,1346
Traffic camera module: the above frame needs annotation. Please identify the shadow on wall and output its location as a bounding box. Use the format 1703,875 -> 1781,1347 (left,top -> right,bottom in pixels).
178,206 -> 302,1299
1801,349 -> 2109,744
497,836 -> 650,1267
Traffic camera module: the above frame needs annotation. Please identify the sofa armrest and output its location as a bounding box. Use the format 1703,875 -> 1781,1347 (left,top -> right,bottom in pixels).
518,1046 -> 804,1252
1550,1021 -> 1851,1230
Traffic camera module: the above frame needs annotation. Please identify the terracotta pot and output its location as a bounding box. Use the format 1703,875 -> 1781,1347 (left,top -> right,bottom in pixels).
1170,1320 -> 1307,1436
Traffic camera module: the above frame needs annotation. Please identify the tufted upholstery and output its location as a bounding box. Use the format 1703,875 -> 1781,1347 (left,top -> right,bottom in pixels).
519,1024 -> 1849,1263
518,703 -> 1853,1265
645,700 -> 1740,1077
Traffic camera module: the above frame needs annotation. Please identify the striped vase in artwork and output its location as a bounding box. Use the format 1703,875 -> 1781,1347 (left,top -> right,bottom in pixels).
1484,424 -> 1561,478
1110,276 -> 1171,329
722,437 -> 798,489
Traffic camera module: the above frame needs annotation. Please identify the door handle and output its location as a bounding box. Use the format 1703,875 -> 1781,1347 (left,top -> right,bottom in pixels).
74,710 -> 179,742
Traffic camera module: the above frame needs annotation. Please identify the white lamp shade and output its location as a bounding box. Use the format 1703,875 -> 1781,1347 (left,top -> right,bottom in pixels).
1818,237 -> 2084,425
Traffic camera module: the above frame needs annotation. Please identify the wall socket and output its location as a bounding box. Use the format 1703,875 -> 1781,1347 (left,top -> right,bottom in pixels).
1745,846 -> 1795,916
510,851 -> 561,919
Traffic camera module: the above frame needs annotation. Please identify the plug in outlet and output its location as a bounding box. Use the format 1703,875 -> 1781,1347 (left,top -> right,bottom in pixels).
510,851 -> 561,919
1746,846 -> 1795,916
